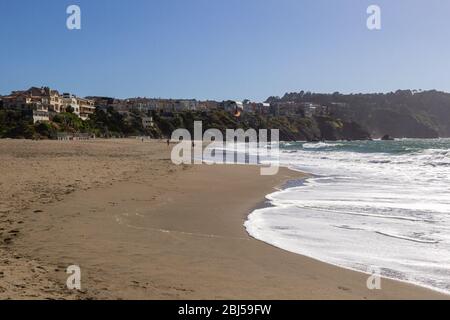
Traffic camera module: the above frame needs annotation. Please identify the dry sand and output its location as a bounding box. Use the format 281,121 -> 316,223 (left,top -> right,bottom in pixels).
0,139 -> 447,299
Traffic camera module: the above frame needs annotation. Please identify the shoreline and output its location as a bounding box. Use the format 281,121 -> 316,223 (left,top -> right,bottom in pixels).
245,167 -> 450,297
1,139 -> 448,299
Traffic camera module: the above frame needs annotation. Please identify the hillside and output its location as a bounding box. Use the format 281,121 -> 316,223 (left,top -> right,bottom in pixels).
267,90 -> 450,138
153,110 -> 370,142
0,107 -> 370,142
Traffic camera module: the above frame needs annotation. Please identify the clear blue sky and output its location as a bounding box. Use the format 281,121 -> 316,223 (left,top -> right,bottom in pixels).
1,0 -> 449,101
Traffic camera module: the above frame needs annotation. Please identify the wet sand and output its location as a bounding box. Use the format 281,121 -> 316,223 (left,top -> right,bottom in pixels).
0,139 -> 447,299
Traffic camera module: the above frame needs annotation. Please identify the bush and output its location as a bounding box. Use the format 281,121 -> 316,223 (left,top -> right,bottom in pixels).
35,121 -> 58,139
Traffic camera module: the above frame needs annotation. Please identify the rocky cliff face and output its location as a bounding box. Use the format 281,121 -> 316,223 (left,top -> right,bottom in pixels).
153,111 -> 371,142
314,116 -> 371,141
359,109 -> 439,139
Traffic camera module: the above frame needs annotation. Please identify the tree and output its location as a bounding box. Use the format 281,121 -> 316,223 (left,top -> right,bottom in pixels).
65,105 -> 75,113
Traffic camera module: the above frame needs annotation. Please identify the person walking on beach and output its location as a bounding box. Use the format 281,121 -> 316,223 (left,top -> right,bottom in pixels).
167,138 -> 170,147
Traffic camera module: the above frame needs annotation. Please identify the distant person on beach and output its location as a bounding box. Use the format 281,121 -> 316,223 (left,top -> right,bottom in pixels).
167,139 -> 170,146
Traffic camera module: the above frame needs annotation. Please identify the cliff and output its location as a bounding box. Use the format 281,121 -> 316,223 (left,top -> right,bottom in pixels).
268,90 -> 450,138
151,110 -> 370,142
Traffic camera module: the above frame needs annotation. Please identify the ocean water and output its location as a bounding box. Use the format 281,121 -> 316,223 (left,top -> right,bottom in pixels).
243,139 -> 450,294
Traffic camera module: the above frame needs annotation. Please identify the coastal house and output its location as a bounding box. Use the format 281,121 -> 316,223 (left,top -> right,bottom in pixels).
2,87 -> 95,122
87,97 -> 202,114
26,87 -> 63,113
301,103 -> 329,117
176,99 -> 198,111
125,98 -> 157,112
77,97 -> 96,120
153,99 -> 199,112
244,102 -> 271,115
2,90 -> 34,109
1,88 -> 53,123
142,116 -> 154,129
267,101 -> 329,118
28,97 -> 50,123
197,100 -> 220,111
61,94 -> 95,120
61,93 -> 81,116
301,103 -> 318,118
222,100 -> 244,115
270,101 -> 303,116
86,96 -> 116,111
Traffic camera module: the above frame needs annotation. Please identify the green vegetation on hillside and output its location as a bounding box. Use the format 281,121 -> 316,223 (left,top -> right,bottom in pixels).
0,107 -> 370,141
268,90 -> 450,138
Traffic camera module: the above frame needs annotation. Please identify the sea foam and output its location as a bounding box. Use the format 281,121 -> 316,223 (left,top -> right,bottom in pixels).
244,139 -> 450,294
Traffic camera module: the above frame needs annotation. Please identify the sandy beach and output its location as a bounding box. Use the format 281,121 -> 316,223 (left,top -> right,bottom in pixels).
0,139 -> 447,299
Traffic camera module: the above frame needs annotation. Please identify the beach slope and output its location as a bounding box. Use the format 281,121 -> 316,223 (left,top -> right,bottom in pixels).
0,139 -> 447,299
